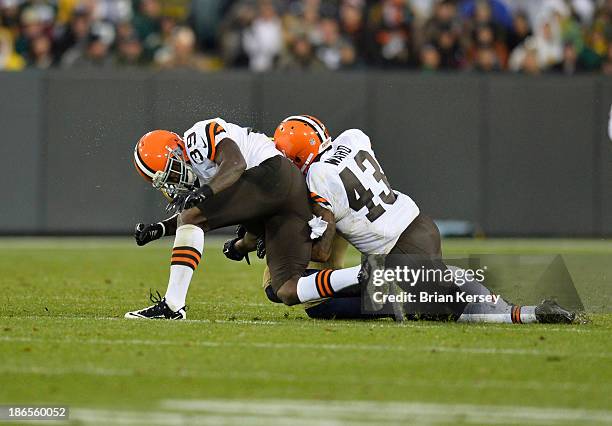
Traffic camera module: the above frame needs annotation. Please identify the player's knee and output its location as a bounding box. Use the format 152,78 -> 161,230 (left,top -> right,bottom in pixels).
178,208 -> 205,228
276,280 -> 300,306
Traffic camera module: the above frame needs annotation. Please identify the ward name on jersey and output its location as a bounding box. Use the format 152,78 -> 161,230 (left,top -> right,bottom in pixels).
307,129 -> 420,255
182,118 -> 280,183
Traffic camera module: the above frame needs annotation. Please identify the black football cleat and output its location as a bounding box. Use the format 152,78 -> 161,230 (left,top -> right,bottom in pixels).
535,299 -> 575,324
359,255 -> 405,322
124,290 -> 186,320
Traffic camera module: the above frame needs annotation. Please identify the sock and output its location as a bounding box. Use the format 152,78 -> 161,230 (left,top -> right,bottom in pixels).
164,224 -> 204,312
457,304 -> 538,324
516,305 -> 537,324
297,266 -> 360,303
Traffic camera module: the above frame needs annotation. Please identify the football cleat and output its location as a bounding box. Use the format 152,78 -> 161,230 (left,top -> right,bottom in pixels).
359,255 -> 405,322
124,290 -> 186,320
535,299 -> 575,324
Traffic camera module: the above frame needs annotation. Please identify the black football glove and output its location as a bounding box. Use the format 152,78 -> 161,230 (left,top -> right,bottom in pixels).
165,193 -> 187,214
223,237 -> 251,265
165,185 -> 212,214
256,236 -> 266,259
235,224 -> 247,239
134,222 -> 164,246
181,190 -> 207,211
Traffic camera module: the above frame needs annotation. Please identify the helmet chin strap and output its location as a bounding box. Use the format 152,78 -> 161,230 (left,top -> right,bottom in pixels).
300,139 -> 332,173
152,171 -> 167,189
300,153 -> 315,173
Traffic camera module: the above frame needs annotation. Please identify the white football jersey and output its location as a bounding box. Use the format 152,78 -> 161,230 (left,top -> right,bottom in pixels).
306,129 -> 420,255
182,118 -> 280,183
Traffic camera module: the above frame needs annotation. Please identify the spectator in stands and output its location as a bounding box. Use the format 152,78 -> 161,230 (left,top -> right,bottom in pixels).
366,0 -> 416,68
14,5 -> 50,57
28,33 -> 53,68
0,0 -> 22,38
0,0 -> 609,75
94,0 -> 132,25
53,6 -> 92,63
434,23 -> 463,69
278,33 -> 324,70
282,0 -> 321,43
314,17 -> 349,70
155,26 -> 212,71
467,23 -> 507,69
473,45 -> 501,72
550,41 -> 586,74
242,0 -> 282,71
132,0 -> 161,57
339,0 -> 366,62
0,26 -> 24,70
602,43 -> 612,75
460,0 -> 513,40
506,11 -> 531,51
533,18 -> 564,70
419,42 -> 440,71
338,41 -> 358,69
61,25 -> 114,69
116,32 -> 145,68
219,1 -> 255,68
410,0 -> 436,24
513,39 -> 541,75
423,0 -> 459,44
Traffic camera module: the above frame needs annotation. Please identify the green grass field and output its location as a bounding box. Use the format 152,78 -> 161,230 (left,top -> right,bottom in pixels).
1,237 -> 611,425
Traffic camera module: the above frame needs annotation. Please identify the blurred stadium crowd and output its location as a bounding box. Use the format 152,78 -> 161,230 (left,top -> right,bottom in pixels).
0,0 -> 611,74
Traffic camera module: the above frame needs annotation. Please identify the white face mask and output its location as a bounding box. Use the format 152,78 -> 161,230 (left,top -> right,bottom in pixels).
152,146 -> 197,197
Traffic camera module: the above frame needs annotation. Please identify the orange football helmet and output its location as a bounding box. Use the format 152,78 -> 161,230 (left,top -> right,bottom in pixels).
273,115 -> 331,173
133,130 -> 197,197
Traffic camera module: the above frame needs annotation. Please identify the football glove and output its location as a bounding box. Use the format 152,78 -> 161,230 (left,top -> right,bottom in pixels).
165,193 -> 187,214
223,237 -> 251,265
256,236 -> 266,259
134,222 -> 164,246
165,185 -> 213,214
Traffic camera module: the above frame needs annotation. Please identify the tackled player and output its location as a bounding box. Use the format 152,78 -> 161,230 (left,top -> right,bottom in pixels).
126,118 -> 364,319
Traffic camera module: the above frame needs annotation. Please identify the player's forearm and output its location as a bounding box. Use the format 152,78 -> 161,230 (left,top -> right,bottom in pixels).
235,232 -> 258,254
312,231 -> 335,262
310,205 -> 336,262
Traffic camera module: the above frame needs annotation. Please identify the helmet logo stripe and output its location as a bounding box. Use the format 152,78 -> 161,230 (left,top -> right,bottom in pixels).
284,115 -> 326,145
134,148 -> 156,179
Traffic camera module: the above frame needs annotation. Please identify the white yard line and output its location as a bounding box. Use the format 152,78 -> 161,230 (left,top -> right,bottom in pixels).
63,399 -> 612,425
161,399 -> 612,425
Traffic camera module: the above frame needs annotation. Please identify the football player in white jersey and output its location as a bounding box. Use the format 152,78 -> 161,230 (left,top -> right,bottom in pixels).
126,117 -> 366,319
270,115 -> 575,324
